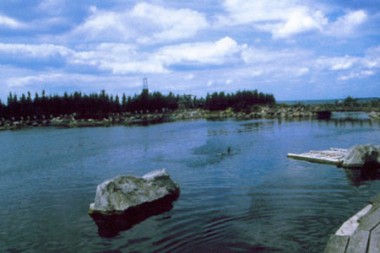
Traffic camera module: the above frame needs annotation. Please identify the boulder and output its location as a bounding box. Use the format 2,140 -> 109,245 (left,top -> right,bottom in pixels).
89,169 -> 180,237
342,144 -> 380,168
89,169 -> 180,215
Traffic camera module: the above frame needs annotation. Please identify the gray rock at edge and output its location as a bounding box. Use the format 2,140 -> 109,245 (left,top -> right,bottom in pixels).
89,169 -> 179,215
342,144 -> 380,168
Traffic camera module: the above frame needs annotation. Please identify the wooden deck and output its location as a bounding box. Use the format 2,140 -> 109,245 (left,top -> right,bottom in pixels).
325,194 -> 380,253
287,148 -> 348,166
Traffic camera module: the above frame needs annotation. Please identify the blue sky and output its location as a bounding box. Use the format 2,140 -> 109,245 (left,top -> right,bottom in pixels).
0,0 -> 379,101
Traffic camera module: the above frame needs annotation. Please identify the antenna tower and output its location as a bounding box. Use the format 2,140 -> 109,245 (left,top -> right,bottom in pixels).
143,77 -> 149,91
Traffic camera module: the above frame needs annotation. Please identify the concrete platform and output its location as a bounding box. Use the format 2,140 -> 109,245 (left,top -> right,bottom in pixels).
287,148 -> 348,166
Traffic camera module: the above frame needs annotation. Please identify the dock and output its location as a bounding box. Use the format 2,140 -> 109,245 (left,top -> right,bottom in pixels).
325,194 -> 380,253
287,148 -> 348,166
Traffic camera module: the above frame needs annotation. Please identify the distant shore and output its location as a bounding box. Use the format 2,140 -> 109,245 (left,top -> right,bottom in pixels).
1,105 -> 379,131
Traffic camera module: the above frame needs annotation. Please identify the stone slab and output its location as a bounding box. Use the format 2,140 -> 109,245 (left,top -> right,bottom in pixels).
346,230 -> 369,253
324,235 -> 349,253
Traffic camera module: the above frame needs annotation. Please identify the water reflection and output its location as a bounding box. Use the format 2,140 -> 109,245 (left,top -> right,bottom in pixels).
207,128 -> 230,136
188,139 -> 236,167
238,120 -> 275,133
324,118 -> 374,128
275,111 -> 378,128
317,111 -> 376,128
331,111 -> 370,120
344,166 -> 380,186
90,194 -> 179,238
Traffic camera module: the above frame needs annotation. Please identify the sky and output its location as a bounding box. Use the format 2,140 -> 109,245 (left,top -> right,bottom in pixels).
0,0 -> 379,102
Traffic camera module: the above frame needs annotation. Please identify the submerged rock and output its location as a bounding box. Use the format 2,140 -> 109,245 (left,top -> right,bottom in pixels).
89,169 -> 180,237
342,144 -> 380,168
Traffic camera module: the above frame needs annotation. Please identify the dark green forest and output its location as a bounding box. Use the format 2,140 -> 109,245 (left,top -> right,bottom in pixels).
204,90 -> 275,111
0,89 -> 276,120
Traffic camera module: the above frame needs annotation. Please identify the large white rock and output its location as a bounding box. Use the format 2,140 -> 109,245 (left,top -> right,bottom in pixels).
89,169 -> 180,215
342,144 -> 380,168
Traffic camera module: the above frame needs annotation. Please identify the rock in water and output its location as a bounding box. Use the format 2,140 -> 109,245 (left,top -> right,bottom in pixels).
342,144 -> 380,168
89,169 -> 180,215
89,169 -> 180,237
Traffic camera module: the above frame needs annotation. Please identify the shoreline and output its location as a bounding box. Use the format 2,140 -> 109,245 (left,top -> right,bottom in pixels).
1,107 -> 379,131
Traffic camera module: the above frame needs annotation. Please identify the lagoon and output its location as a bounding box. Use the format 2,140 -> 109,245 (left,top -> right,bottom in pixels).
1,114 -> 380,252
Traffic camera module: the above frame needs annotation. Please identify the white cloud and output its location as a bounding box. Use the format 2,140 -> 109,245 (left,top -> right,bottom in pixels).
296,67 -> 310,76
241,46 -> 313,76
76,37 -> 243,74
0,42 -> 164,74
271,9 -> 326,38
225,79 -> 233,85
220,0 -> 291,24
96,59 -> 167,75
329,56 -> 359,70
326,10 -> 368,37
219,0 -> 327,38
229,45 -> 316,83
315,46 -> 380,81
70,43 -> 167,74
316,54 -> 374,72
0,38 -> 246,75
0,43 -> 72,58
156,37 -> 243,66
242,47 -> 311,64
185,74 -> 195,80
131,2 -> 208,43
0,14 -> 26,29
38,0 -> 66,14
7,73 -> 64,88
251,69 -> 264,77
219,0 -> 368,39
338,70 -> 374,81
364,46 -> 380,68
0,65 -> 144,95
70,7 -> 134,42
70,2 -> 208,44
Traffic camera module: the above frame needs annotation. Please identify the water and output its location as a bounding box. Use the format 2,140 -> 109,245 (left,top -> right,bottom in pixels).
1,114 -> 380,252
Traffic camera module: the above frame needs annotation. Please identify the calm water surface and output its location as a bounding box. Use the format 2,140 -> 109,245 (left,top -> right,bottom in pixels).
1,114 -> 380,253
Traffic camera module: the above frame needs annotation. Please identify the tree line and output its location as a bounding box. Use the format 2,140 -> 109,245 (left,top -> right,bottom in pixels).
0,89 -> 276,120
205,90 -> 275,111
